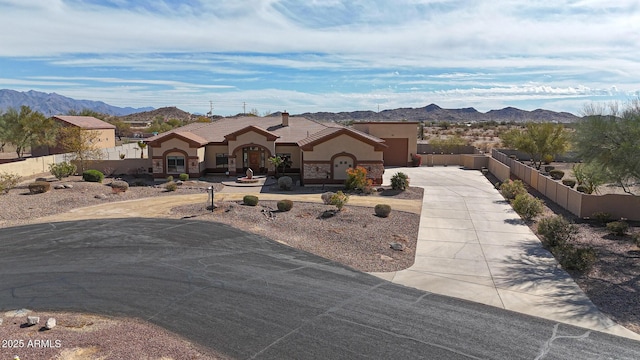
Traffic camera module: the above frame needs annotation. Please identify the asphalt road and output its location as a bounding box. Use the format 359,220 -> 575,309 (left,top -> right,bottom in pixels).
0,218 -> 639,359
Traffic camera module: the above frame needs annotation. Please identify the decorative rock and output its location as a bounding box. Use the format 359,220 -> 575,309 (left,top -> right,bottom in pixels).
35,177 -> 47,182
27,316 -> 39,326
94,194 -> 107,199
175,180 -> 183,185
0,317 -> 3,325
380,254 -> 394,261
389,242 -> 405,251
45,317 -> 56,330
54,184 -> 66,190
246,167 -> 253,179
64,184 -> 73,189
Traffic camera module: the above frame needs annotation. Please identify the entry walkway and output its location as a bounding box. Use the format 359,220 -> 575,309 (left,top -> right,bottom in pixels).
371,166 -> 639,340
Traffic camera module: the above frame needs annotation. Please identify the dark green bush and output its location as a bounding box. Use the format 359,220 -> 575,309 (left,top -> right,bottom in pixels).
110,180 -> 129,193
632,233 -> 640,247
591,212 -> 611,225
391,172 -> 409,191
500,179 -> 526,200
511,194 -> 543,221
167,175 -> 174,182
277,199 -> 293,212
82,170 -> 104,183
537,216 -> 577,248
29,181 -> 51,194
374,204 -> 392,218
576,185 -> 589,193
562,179 -> 576,188
49,161 -> 77,180
549,169 -> 565,180
557,245 -> 597,272
243,195 -> 259,206
179,173 -> 189,181
544,165 -> 555,173
165,181 -> 178,192
606,221 -> 629,236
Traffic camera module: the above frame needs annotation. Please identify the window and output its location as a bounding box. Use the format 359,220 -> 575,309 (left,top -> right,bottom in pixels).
216,153 -> 228,168
167,156 -> 185,173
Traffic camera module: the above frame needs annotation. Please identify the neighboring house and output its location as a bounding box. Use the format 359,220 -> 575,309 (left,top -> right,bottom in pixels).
32,115 -> 116,156
146,112 -> 418,185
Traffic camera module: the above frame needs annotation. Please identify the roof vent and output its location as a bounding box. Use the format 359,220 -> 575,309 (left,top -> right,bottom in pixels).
282,111 -> 289,127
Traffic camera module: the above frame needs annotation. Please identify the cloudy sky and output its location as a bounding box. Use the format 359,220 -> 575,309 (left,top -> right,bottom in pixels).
0,0 -> 638,116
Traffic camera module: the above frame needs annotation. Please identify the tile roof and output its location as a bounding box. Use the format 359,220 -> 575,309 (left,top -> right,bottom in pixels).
298,126 -> 387,150
53,115 -> 116,129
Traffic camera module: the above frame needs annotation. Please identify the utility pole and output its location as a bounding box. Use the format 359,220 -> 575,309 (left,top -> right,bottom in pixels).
243,102 -> 246,115
207,100 -> 213,118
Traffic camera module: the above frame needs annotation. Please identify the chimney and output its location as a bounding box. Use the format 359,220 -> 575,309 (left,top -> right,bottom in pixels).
282,111 -> 289,127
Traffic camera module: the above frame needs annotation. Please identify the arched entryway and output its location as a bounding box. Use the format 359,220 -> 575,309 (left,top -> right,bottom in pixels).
240,146 -> 269,174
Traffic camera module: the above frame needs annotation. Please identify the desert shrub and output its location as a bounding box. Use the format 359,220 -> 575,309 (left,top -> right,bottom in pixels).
321,191 -> 335,205
391,172 -> 409,191
511,194 -> 543,221
165,181 -> 178,192
29,181 -> 51,194
562,179 -> 576,188
500,179 -> 526,200
556,245 -> 597,272
278,176 -> 293,190
606,221 -> 629,236
549,169 -> 565,180
632,233 -> 640,247
0,172 -> 21,194
591,212 -> 611,225
167,175 -> 174,182
110,180 -> 129,193
179,173 -> 189,181
345,166 -> 372,192
82,169 -> 104,183
277,199 -> 293,212
576,184 -> 588,193
544,165 -> 555,173
49,161 -> 77,180
329,190 -> 349,211
374,204 -> 392,218
243,195 -> 259,206
542,154 -> 554,165
537,216 -> 577,248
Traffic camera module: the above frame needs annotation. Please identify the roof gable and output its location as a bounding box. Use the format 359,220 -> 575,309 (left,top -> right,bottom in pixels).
146,131 -> 208,148
53,115 -> 116,130
298,127 -> 387,151
224,125 -> 279,142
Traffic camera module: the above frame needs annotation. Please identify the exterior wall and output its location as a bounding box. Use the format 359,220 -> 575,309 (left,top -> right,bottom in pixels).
93,128 -> 116,149
274,145 -> 301,171
303,134 -> 382,161
488,158 -> 510,182
150,138 -> 203,178
354,122 -> 418,164
205,144 -> 229,172
227,132 -> 276,156
72,159 -> 150,176
424,154 -> 461,166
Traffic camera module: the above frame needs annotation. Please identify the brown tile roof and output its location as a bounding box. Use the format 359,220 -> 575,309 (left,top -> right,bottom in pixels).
146,116 -> 332,144
298,127 -> 387,151
53,115 -> 116,129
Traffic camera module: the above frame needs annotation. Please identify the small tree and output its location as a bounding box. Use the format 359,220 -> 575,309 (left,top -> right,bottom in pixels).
268,156 -> 284,177
0,106 -> 58,158
137,141 -> 147,159
572,163 -> 607,194
59,126 -> 103,173
500,122 -> 570,170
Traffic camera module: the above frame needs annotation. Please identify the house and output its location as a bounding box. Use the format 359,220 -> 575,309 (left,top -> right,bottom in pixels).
32,115 -> 116,156
146,113 -> 418,185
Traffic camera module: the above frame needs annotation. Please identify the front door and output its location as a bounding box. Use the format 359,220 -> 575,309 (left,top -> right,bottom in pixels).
333,156 -> 353,180
248,150 -> 261,172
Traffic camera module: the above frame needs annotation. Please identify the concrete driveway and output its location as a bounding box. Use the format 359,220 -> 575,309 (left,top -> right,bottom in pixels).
374,166 -> 639,340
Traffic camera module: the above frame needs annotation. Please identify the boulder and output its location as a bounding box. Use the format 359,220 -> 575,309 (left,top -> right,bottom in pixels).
54,184 -> 66,190
45,317 -> 56,330
389,242 -> 405,251
27,316 -> 39,326
64,184 -> 73,189
94,194 -> 107,200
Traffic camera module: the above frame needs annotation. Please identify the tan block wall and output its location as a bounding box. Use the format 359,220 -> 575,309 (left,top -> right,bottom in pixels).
0,155 -> 59,178
488,158 -> 510,182
461,154 -> 489,169
73,159 -> 151,176
425,154 -> 461,166
275,145 -> 301,169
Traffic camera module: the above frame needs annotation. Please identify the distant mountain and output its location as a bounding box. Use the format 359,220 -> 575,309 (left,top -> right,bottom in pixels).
0,89 -> 153,116
119,106 -> 194,123
297,104 -> 580,123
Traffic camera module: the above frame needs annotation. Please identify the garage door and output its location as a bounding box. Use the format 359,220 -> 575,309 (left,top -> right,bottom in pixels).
381,138 -> 408,166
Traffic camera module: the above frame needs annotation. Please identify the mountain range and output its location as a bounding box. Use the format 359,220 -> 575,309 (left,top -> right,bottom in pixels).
0,89 -> 153,116
0,89 -> 581,123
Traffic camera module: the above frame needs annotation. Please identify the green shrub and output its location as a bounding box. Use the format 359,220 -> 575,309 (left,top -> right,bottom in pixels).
110,180 -> 129,193
557,245 -> 597,272
321,191 -> 335,205
165,181 -> 178,192
0,172 -> 21,194
179,173 -> 189,181
329,190 -> 349,211
391,172 -> 409,191
537,216 -> 577,248
278,176 -> 293,190
606,221 -> 629,236
500,179 -> 526,200
549,169 -> 565,180
562,179 -> 576,188
374,204 -> 392,218
591,211 -> 611,225
29,181 -> 51,194
49,161 -> 77,180
544,165 -> 555,173
576,184 -> 588,193
167,175 -> 174,182
243,195 -> 259,206
82,170 -> 104,183
542,154 -> 554,164
277,199 -> 293,212
511,194 -> 543,221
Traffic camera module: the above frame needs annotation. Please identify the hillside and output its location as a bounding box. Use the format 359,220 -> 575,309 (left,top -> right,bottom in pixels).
119,106 -> 193,123
0,89 -> 152,116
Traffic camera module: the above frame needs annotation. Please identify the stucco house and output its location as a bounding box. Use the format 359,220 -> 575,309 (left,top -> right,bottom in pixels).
32,115 -> 116,156
146,112 -> 417,185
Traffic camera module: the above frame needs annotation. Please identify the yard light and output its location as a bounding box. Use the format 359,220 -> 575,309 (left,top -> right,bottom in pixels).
208,186 -> 215,212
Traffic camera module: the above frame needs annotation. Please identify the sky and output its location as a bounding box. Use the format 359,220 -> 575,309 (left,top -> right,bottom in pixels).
0,0 -> 639,116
